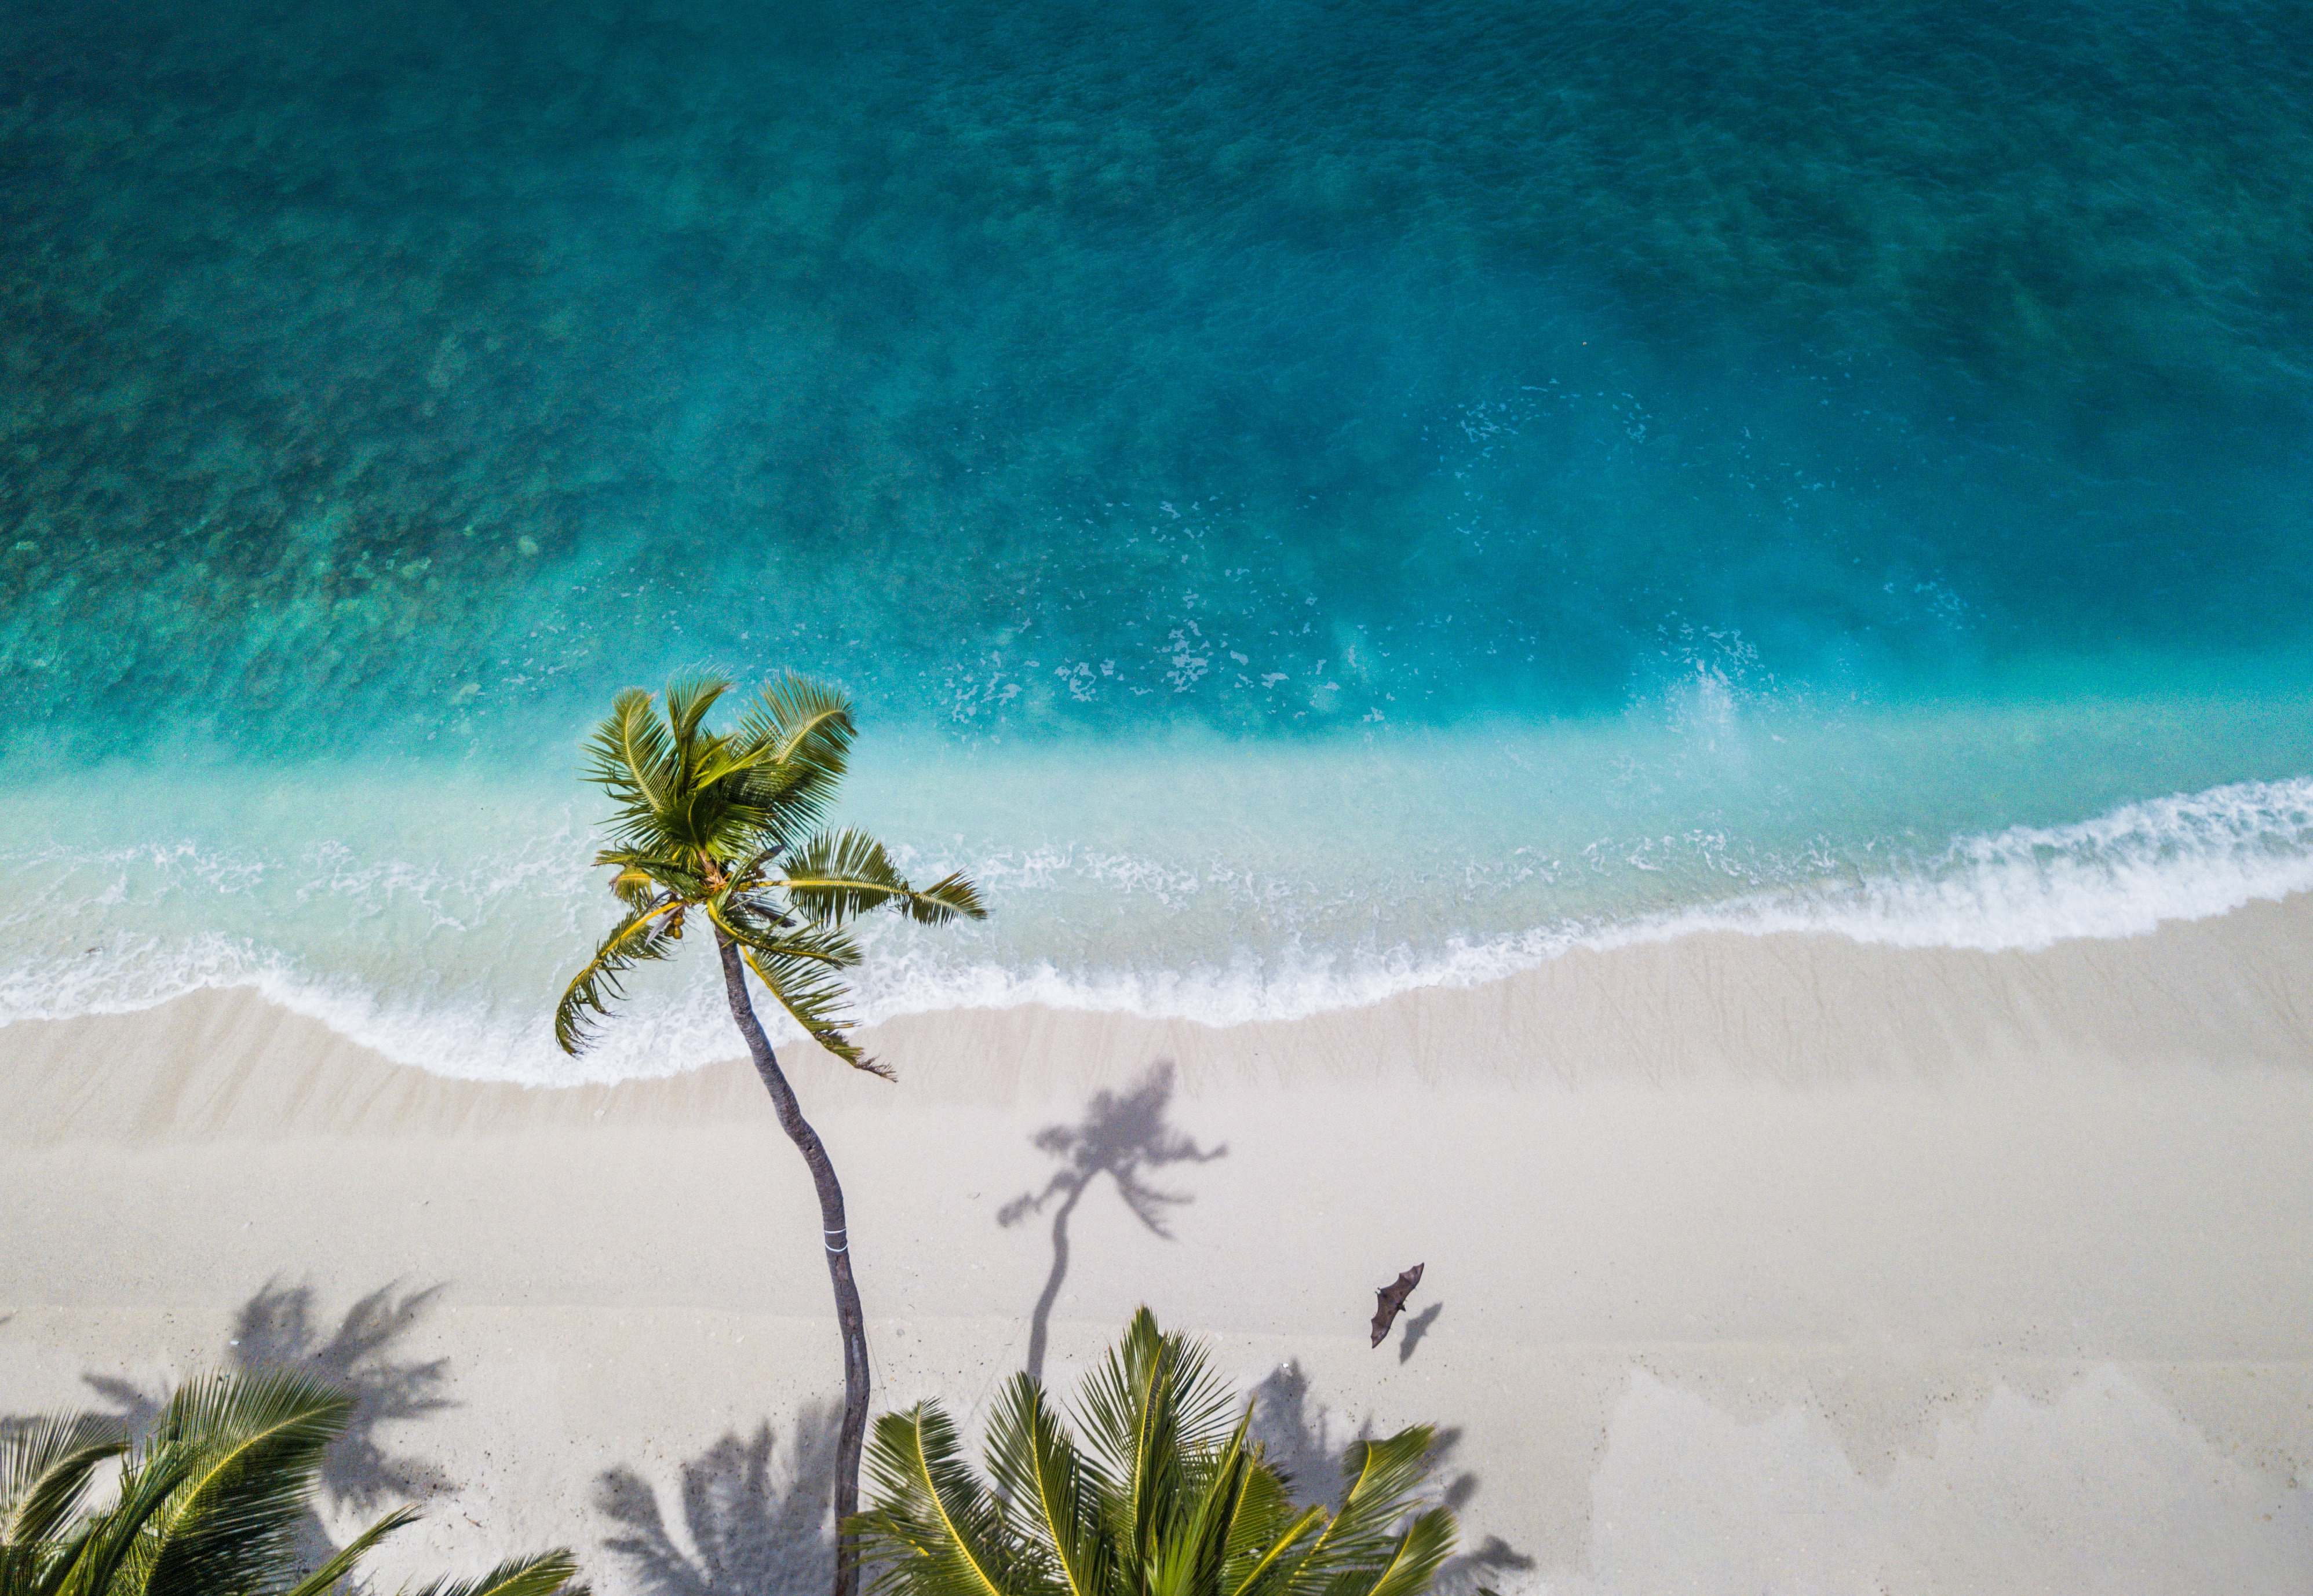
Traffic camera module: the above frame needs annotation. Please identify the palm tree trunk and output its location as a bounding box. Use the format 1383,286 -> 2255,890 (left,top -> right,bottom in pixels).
715,932 -> 870,1596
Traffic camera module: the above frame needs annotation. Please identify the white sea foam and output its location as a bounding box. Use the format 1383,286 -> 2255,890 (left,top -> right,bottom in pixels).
5,775 -> 2311,1083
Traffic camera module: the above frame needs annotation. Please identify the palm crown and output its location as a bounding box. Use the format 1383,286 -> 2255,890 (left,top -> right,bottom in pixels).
0,1368 -> 579,1596
854,1310 -> 1457,1596
555,675 -> 986,1076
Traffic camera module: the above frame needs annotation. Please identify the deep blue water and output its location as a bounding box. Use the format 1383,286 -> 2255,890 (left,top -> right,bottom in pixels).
4,0 -> 2312,1077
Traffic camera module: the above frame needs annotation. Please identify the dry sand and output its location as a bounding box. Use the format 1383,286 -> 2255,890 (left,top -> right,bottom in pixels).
6,898 -> 2313,1593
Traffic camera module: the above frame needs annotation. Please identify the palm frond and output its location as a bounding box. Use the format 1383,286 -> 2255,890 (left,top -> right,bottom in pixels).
399,1550 -> 586,1596
900,872 -> 988,926
279,1505 -> 421,1596
1326,1511 -> 1454,1596
984,1376 -> 1112,1596
732,674 -> 856,838
741,937 -> 888,1079
1139,1410 -> 1253,1596
1175,1412 -> 1258,1596
1075,1311 -> 1234,1584
1,1416 -> 124,1555
780,829 -> 912,925
1219,1453 -> 1310,1581
1223,1502 -> 1325,1596
140,1369 -> 351,1596
742,673 -> 856,777
712,901 -> 859,972
592,849 -> 706,900
554,899 -> 686,1056
662,678 -> 730,768
1282,1429 -> 1441,1596
582,691 -> 678,845
855,1406 -> 1026,1596
783,831 -> 985,930
49,1442 -> 201,1596
609,869 -> 661,911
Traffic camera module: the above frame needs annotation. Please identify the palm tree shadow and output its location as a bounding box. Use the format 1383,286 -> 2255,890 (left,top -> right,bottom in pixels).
81,1278 -> 456,1509
595,1403 -> 842,1596
997,1062 -> 1226,1382
68,1279 -> 457,1575
1249,1363 -> 1534,1593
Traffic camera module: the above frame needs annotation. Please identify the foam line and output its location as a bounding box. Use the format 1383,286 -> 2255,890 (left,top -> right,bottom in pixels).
4,777 -> 2310,1083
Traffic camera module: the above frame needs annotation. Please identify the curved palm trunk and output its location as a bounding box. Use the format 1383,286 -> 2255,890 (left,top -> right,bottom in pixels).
715,933 -> 870,1596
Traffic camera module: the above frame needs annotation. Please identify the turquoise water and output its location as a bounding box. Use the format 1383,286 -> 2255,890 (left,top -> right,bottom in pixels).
4,0 -> 2312,1078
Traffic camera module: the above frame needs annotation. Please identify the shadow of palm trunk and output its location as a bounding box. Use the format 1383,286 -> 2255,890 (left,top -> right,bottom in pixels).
1021,1178 -> 1089,1383
998,1062 -> 1226,1379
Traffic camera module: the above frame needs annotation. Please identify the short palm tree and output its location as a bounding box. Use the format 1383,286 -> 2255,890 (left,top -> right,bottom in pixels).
554,674 -> 986,1596
853,1310 -> 1457,1596
0,1367 -> 579,1596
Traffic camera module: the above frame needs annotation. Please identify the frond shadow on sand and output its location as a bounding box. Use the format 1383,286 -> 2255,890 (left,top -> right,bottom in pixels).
1250,1361 -> 1534,1594
596,1402 -> 841,1596
78,1277 -> 457,1509
0,1279 -> 459,1577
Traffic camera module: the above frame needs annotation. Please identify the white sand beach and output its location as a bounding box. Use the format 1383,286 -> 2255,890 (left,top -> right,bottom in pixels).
6,899 -> 2313,1594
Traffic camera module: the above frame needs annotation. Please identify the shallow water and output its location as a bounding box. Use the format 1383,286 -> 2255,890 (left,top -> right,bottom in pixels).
3,0 -> 2310,1078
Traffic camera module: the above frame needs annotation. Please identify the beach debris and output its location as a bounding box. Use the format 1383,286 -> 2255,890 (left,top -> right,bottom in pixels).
1370,1262 -> 1425,1347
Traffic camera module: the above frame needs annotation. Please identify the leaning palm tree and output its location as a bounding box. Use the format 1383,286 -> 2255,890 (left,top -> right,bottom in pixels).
554,674 -> 986,1596
0,1367 -> 580,1596
854,1309 -> 1457,1596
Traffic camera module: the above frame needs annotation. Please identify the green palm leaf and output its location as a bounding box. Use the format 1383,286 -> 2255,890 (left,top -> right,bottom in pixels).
857,1407 -> 1026,1596
984,1377 -> 1113,1596
279,1506 -> 421,1596
734,674 -> 857,837
1077,1310 -> 1235,1569
591,849 -> 707,900
400,1550 -> 587,1596
3,1372 -> 578,1596
554,897 -> 687,1056
1,1418 -> 125,1555
662,677 -> 730,765
139,1369 -> 350,1596
742,672 -> 856,775
856,1313 -> 1456,1596
48,1442 -> 201,1596
1282,1429 -> 1441,1596
782,831 -> 991,928
1325,1511 -> 1453,1596
742,934 -> 886,1079
583,689 -> 679,843
900,872 -> 988,926
780,830 -> 915,925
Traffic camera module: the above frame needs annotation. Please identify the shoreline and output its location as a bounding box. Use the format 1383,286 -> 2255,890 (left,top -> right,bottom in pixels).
6,900 -> 2313,1591
8,893 -> 2313,1140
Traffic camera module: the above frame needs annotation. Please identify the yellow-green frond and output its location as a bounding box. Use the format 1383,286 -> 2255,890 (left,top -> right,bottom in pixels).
554,899 -> 685,1055
742,938 -> 889,1080
582,689 -> 677,842
855,1405 -> 1021,1596
402,1550 -> 588,1596
904,871 -> 988,925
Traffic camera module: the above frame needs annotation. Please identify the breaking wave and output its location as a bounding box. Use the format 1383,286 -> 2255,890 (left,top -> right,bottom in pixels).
3,776 -> 2309,1084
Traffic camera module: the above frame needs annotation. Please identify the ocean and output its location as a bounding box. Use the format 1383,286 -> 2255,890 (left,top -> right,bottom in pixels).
4,0 -> 2311,1081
